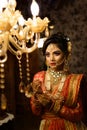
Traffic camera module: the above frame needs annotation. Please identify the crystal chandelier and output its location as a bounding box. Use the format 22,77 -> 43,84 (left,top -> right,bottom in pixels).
0,0 -> 49,119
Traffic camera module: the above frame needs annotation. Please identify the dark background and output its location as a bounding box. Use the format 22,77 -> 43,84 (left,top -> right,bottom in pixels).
3,0 -> 87,129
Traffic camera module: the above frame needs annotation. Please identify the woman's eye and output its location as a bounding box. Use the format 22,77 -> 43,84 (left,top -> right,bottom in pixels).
45,52 -> 50,57
54,52 -> 61,55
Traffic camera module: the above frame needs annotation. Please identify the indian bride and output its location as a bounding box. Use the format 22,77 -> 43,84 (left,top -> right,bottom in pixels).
30,32 -> 87,130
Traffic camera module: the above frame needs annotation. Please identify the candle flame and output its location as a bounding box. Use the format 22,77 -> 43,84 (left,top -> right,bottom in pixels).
30,0 -> 39,17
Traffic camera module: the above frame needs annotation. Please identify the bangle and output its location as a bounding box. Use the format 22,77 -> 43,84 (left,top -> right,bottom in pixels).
49,102 -> 55,111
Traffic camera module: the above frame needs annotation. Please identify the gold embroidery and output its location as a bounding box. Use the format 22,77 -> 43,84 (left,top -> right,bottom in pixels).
65,74 -> 83,106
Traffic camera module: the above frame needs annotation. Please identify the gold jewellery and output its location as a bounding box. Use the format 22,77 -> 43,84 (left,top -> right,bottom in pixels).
49,69 -> 65,85
45,68 -> 67,92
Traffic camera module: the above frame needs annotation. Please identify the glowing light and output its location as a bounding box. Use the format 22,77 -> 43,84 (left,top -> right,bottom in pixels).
30,0 -> 39,17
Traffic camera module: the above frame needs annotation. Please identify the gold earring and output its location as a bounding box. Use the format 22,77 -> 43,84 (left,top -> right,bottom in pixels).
63,59 -> 69,72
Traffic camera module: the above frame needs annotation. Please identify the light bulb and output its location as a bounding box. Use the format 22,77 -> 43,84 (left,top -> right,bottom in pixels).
0,0 -> 8,12
30,0 -> 39,17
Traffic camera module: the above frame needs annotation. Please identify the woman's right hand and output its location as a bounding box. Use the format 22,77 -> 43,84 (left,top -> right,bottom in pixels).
32,80 -> 43,94
36,93 -> 52,107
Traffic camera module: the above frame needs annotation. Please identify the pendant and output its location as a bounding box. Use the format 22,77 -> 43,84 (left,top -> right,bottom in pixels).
19,81 -> 25,93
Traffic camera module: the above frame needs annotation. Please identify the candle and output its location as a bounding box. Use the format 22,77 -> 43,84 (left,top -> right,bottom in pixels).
18,16 -> 25,26
0,0 -> 8,13
30,0 -> 39,17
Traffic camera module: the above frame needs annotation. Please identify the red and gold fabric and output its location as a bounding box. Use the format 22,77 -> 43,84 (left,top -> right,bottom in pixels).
30,71 -> 87,130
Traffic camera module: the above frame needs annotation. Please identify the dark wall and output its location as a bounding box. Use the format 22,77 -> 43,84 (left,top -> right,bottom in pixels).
52,0 -> 87,74
4,0 -> 87,115
16,0 -> 87,74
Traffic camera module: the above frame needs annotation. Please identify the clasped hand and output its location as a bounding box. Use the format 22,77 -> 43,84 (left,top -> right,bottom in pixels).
31,79 -> 65,111
31,80 -> 51,106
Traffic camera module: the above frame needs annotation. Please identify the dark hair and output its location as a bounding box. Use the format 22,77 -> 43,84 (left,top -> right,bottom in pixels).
42,32 -> 70,56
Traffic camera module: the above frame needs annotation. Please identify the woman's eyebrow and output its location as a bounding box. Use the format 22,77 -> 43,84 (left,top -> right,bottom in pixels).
53,50 -> 61,53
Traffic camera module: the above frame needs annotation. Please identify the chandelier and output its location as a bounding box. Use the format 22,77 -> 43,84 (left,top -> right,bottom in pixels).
0,0 -> 49,119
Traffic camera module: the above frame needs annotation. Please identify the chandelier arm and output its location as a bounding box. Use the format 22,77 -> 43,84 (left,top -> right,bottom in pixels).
8,43 -> 18,55
9,34 -> 39,54
22,42 -> 38,53
9,35 -> 23,50
22,32 -> 40,53
0,53 -> 7,63
8,40 -> 38,54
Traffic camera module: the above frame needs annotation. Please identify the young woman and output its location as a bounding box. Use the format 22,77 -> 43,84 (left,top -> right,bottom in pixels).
30,32 -> 87,130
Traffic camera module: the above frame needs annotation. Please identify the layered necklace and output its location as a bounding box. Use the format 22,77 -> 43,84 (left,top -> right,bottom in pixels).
49,69 -> 65,84
45,68 -> 67,91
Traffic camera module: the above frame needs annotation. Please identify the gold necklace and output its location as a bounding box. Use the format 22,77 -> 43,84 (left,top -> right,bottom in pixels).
45,69 -> 67,91
48,69 -> 65,85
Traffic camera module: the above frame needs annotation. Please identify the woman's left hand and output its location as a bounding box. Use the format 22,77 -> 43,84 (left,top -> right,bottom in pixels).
36,93 -> 52,107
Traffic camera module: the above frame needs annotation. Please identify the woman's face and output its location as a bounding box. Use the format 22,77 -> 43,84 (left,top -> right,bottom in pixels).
45,43 -> 65,71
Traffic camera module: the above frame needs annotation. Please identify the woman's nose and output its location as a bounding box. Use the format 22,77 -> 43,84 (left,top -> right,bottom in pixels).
50,54 -> 54,61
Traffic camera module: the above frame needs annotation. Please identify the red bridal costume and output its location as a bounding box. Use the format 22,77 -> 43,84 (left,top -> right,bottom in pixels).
30,71 -> 87,130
